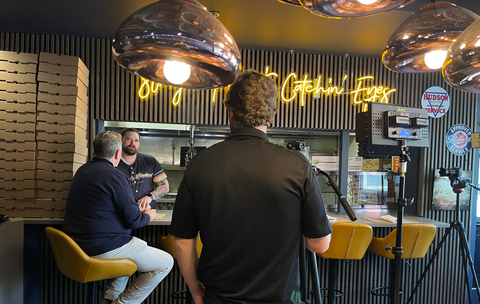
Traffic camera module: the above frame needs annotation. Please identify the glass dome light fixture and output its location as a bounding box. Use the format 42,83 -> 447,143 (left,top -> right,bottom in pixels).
443,18 -> 480,93
277,0 -> 303,7
298,0 -> 416,19
382,2 -> 479,73
112,0 -> 241,89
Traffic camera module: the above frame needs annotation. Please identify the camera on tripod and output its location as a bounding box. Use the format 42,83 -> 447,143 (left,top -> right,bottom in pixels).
285,141 -> 305,151
439,167 -> 470,190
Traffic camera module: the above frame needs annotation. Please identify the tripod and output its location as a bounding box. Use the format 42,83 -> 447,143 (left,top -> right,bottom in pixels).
389,142 -> 413,304
406,174 -> 480,304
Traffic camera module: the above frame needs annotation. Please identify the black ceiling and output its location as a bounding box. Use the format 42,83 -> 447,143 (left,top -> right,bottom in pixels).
1,0 -> 480,57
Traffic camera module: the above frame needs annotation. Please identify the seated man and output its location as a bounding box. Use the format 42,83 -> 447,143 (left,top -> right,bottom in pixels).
63,131 -> 173,304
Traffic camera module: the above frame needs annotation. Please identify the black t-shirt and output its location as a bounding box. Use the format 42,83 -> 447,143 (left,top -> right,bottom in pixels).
170,127 -> 332,304
117,153 -> 166,209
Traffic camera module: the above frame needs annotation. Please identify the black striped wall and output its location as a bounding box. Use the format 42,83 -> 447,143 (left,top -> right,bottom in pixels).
2,32 -> 478,304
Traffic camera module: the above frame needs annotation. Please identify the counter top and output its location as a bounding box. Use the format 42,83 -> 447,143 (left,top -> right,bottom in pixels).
6,210 -> 448,228
327,211 -> 450,228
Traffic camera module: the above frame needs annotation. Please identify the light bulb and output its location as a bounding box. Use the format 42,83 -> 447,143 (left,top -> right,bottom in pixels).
424,50 -> 447,70
164,61 -> 191,84
357,0 -> 378,4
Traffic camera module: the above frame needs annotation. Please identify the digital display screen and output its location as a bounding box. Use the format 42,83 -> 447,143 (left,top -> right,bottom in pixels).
399,129 -> 411,137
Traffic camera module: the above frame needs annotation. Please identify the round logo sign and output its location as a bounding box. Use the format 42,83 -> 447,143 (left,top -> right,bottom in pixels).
446,124 -> 472,156
421,86 -> 450,118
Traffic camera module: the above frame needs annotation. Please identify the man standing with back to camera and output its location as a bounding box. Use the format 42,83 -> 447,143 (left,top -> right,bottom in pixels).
117,128 -> 170,211
170,70 -> 332,304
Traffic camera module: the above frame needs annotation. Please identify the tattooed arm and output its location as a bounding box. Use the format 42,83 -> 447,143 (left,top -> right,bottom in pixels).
138,175 -> 169,211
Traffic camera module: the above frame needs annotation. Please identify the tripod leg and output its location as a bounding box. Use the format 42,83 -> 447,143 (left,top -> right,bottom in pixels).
309,251 -> 323,304
406,226 -> 454,304
457,221 -> 480,302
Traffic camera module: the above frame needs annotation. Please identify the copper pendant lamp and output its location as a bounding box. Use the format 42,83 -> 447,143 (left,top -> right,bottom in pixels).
112,0 -> 241,89
299,0 -> 417,19
382,2 -> 479,73
277,0 -> 303,7
443,18 -> 480,93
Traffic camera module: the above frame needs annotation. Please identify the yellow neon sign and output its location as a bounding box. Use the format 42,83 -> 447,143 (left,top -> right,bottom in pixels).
137,66 -> 396,110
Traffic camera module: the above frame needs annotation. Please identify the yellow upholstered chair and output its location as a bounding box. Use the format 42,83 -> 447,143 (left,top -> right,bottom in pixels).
317,222 -> 373,303
158,233 -> 202,302
45,227 -> 137,303
367,223 -> 436,297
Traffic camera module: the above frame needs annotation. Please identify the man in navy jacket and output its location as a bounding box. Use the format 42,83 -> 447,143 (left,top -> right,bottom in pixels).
64,131 -> 173,304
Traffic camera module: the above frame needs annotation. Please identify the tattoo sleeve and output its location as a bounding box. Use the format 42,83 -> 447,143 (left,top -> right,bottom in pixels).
151,178 -> 169,200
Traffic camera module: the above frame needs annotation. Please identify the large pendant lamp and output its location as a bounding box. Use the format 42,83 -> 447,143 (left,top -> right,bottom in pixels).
382,2 -> 479,73
112,0 -> 241,89
277,0 -> 302,7
443,18 -> 480,93
298,0 -> 417,19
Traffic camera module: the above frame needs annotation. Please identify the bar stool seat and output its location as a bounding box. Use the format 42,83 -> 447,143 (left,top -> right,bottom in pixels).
317,222 -> 373,303
367,223 -> 436,297
45,227 -> 137,304
159,233 -> 202,302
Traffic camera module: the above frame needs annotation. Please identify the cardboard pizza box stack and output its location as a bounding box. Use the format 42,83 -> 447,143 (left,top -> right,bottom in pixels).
0,51 -> 39,216
34,53 -> 89,216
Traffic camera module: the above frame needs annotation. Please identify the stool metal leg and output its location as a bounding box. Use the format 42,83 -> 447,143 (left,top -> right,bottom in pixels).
309,251 -> 323,304
327,259 -> 338,304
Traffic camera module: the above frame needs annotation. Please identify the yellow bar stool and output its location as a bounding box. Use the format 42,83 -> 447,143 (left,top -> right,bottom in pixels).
367,223 -> 436,298
158,233 -> 202,302
317,222 -> 373,304
45,227 -> 137,304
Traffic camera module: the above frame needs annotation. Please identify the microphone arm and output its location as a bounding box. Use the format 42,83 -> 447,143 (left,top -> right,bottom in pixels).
313,166 -> 357,221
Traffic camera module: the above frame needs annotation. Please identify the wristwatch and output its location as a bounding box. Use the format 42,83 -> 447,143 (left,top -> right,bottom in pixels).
148,193 -> 154,200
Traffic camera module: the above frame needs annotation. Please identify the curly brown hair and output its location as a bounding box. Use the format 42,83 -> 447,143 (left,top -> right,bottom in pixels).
225,69 -> 278,127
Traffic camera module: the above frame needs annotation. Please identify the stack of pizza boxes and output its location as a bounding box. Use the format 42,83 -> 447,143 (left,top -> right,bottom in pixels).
0,51 -> 38,215
34,53 -> 89,217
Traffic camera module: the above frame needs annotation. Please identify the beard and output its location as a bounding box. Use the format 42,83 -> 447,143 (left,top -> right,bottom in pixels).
122,145 -> 138,156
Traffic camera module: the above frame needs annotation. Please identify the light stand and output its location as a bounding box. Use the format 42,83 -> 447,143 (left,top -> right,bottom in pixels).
406,169 -> 480,304
311,168 -> 357,304
390,141 -> 413,304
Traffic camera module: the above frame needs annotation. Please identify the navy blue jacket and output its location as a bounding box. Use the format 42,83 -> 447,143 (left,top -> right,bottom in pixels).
64,158 -> 150,256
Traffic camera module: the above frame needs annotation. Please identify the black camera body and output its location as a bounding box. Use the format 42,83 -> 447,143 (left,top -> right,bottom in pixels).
439,167 -> 470,190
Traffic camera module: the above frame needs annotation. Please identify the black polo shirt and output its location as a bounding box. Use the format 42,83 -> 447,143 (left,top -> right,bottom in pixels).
170,127 -> 332,304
